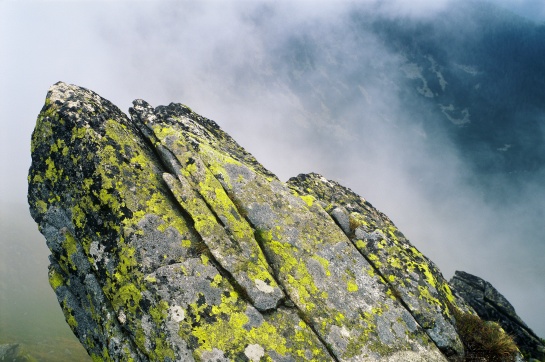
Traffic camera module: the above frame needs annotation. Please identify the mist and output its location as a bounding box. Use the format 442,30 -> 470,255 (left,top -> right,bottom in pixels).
1,1 -> 544,357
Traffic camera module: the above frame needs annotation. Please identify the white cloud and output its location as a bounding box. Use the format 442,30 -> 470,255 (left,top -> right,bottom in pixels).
369,0 -> 453,19
491,0 -> 545,21
2,0 -> 544,342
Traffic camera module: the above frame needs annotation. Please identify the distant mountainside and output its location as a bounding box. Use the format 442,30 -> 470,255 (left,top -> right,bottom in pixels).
263,0 -> 545,183
367,1 -> 545,176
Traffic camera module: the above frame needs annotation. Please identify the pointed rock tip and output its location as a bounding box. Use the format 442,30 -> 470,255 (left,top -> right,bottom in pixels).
129,99 -> 156,124
48,81 -> 72,93
46,81 -> 82,105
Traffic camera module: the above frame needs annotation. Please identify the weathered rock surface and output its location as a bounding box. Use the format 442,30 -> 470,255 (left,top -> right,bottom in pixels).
0,343 -> 37,362
450,271 -> 545,361
287,174 -> 464,357
26,82 -> 537,361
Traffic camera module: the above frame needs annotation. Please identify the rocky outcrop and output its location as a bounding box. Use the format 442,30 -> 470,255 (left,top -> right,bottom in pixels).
450,271 -> 545,361
0,343 -> 37,362
287,174 -> 465,357
26,82 -> 531,361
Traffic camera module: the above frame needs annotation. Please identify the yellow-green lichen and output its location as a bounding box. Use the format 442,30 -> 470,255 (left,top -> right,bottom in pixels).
355,239 -> 367,249
58,232 -> 78,273
44,157 -> 62,184
62,299 -> 78,329
149,300 -> 169,325
90,353 -> 103,362
111,282 -> 142,314
31,96 -> 212,361
342,303 -> 396,359
263,231 -> 320,313
187,291 -> 289,358
347,279 -> 359,292
71,126 -> 87,141
313,255 -> 331,276
144,275 -> 157,283
152,336 -> 176,360
35,199 -> 48,214
300,195 -> 315,208
49,268 -> 65,290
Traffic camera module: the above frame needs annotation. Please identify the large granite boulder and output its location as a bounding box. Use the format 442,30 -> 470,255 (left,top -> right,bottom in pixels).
26,82 -> 526,361
450,271 -> 545,361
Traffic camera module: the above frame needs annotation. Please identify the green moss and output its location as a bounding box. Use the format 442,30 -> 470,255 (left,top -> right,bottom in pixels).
210,273 -> 223,287
71,204 -> 86,229
101,347 -> 111,361
31,106 -> 56,153
135,327 -> 146,353
348,212 -> 372,231
417,285 -> 442,309
442,284 -> 456,304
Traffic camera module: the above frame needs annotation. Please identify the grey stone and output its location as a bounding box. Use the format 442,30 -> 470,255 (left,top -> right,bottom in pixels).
0,343 -> 37,362
450,270 -> 545,361
27,82 -> 538,361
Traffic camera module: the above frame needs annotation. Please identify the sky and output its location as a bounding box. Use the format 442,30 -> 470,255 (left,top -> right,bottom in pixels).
1,0 -> 544,353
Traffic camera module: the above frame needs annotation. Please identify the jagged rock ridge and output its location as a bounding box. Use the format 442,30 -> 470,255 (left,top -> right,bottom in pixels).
450,271 -> 545,361
27,82 -> 529,361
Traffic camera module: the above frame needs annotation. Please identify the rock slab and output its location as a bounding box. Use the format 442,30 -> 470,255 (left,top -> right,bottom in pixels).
26,82 -> 536,361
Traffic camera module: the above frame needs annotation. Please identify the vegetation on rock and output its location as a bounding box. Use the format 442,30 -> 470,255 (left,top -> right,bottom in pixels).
27,82 -> 540,361
453,309 -> 518,362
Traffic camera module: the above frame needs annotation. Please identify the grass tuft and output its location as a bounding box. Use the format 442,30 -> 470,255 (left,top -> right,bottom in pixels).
452,308 -> 519,361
